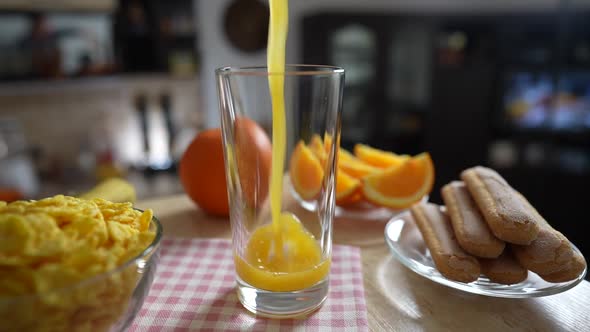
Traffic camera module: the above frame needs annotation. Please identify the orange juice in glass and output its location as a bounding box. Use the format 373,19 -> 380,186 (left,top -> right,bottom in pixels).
216,65 -> 344,317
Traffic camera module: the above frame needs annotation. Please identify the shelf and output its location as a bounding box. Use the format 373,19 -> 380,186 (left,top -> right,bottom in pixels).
494,127 -> 590,145
0,74 -> 199,97
0,0 -> 115,12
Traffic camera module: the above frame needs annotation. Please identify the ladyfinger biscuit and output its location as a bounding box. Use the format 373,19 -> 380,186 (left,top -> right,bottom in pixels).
461,166 -> 540,245
480,249 -> 528,285
512,227 -> 573,275
540,251 -> 587,283
411,203 -> 481,283
511,195 -> 576,276
441,181 -> 505,258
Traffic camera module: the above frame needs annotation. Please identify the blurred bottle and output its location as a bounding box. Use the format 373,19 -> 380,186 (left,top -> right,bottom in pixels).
160,92 -> 176,157
114,0 -> 163,72
88,113 -> 125,182
0,119 -> 39,199
95,148 -> 125,181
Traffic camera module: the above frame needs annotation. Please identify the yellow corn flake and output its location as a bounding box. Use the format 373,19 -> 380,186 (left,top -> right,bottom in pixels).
62,246 -> 111,278
32,263 -> 84,294
0,195 -> 155,296
0,214 -> 33,254
94,199 -> 135,221
0,195 -> 157,332
0,212 -> 67,266
61,213 -> 108,248
0,267 -> 37,296
137,209 -> 153,232
107,221 -> 140,244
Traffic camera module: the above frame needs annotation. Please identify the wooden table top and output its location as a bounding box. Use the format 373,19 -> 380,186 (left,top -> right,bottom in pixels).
137,194 -> 590,332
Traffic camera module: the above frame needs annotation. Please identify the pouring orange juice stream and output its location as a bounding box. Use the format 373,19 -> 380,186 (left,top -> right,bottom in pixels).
234,0 -> 330,292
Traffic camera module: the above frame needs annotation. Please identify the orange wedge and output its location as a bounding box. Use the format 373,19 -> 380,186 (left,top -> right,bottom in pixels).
309,134 -> 328,165
339,159 -> 380,179
306,136 -> 362,205
338,149 -> 380,179
289,141 -> 324,200
335,169 -> 362,205
354,144 -> 409,169
323,133 -> 334,153
336,190 -> 363,206
337,147 -> 356,164
362,153 -> 434,209
312,134 -> 353,169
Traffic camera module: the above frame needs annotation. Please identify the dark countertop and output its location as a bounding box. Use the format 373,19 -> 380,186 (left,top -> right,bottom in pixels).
37,170 -> 184,201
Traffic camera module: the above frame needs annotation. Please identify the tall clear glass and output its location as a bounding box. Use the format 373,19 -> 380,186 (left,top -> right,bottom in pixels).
216,65 -> 344,318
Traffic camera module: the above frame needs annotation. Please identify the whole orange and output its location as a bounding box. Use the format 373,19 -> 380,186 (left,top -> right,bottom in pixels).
234,117 -> 272,208
179,120 -> 273,217
179,128 -> 229,216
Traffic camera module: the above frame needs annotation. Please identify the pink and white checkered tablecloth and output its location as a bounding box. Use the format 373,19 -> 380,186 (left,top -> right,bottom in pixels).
129,238 -> 368,331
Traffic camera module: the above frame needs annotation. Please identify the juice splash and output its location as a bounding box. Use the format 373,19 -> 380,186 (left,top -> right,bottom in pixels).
235,0 -> 330,291
235,213 -> 330,292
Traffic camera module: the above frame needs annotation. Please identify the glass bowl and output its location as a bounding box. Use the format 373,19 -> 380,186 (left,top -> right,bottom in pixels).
0,213 -> 163,332
385,210 -> 587,298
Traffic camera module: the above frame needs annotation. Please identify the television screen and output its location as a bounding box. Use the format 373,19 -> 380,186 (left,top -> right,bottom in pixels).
554,72 -> 590,131
503,71 -> 590,132
503,71 -> 555,130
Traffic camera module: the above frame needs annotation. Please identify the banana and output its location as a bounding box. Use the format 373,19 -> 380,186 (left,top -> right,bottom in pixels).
79,178 -> 136,203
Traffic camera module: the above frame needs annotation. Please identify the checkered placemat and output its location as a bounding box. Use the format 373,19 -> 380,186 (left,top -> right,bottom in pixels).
129,238 -> 368,331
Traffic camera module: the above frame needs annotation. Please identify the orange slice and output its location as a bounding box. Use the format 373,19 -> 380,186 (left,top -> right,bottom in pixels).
335,169 -> 362,205
309,134 -> 327,165
354,144 -> 409,169
305,135 -> 363,205
339,152 -> 380,179
339,160 -> 380,179
323,133 -> 334,153
337,147 -> 355,164
336,190 -> 363,206
289,141 -> 324,200
362,152 -> 434,209
312,134 -> 353,170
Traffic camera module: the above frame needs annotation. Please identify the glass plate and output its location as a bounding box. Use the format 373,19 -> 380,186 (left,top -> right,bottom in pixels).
289,174 -> 428,222
384,210 -> 587,298
334,196 -> 428,221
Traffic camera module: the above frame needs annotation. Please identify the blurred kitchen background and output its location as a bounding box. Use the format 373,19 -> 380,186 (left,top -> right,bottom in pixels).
0,0 -> 589,257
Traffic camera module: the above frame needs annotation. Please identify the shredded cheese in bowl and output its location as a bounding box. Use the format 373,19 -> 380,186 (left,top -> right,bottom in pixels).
0,195 -> 162,332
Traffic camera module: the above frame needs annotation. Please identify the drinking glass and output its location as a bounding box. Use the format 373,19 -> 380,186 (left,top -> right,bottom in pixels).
216,65 -> 344,318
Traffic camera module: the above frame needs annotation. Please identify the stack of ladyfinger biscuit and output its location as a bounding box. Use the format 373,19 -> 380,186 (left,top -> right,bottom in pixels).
410,166 -> 586,284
